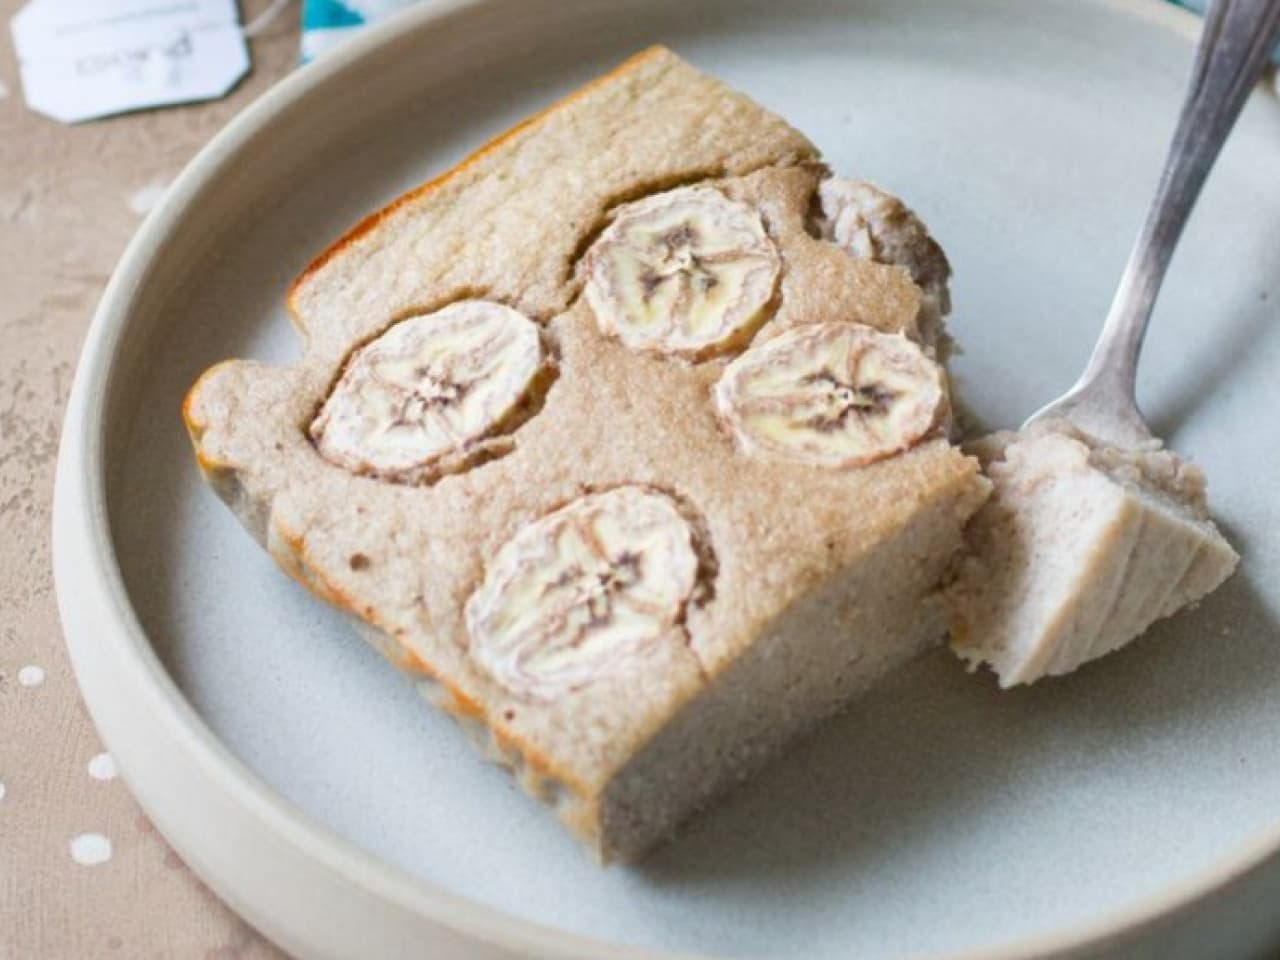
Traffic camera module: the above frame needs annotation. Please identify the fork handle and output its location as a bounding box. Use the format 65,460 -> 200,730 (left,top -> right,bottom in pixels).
1078,0 -> 1280,400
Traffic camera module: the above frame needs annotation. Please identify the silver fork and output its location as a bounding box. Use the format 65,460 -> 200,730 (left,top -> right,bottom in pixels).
1025,0 -> 1280,448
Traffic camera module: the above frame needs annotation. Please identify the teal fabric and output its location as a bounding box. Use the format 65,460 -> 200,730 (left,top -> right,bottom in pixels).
300,0 -> 420,61
302,0 -> 366,30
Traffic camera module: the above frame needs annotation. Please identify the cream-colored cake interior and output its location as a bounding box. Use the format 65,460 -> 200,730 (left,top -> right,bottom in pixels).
948,422 -> 1238,687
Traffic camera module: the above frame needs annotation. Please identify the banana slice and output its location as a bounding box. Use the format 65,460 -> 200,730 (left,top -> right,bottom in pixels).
583,186 -> 781,359
715,322 -> 945,468
465,487 -> 700,701
310,300 -> 544,484
817,178 -> 951,347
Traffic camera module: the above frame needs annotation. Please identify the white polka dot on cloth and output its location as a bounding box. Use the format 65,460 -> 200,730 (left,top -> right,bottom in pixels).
70,833 -> 113,866
128,182 -> 169,217
88,753 -> 118,781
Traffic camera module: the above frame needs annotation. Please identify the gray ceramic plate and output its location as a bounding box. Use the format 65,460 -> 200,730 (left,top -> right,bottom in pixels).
53,1 -> 1280,957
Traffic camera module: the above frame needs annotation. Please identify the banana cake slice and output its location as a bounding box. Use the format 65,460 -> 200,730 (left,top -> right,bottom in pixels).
184,46 -> 989,862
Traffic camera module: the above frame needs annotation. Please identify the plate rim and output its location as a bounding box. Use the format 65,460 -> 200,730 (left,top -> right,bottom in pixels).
50,1 -> 1280,957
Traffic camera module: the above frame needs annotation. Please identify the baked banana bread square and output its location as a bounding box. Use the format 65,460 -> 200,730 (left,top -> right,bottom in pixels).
184,46 -> 989,862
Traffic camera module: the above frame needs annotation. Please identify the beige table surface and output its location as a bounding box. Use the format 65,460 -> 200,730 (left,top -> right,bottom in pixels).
1,2 -> 299,955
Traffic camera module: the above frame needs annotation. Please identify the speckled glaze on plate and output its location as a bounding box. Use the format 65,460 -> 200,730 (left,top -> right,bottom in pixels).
53,1 -> 1280,958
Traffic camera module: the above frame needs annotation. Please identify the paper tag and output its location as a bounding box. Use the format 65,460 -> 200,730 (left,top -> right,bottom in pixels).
11,0 -> 251,124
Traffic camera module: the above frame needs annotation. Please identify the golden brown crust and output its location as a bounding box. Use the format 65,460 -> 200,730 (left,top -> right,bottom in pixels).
286,46 -> 669,320
183,360 -> 232,454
